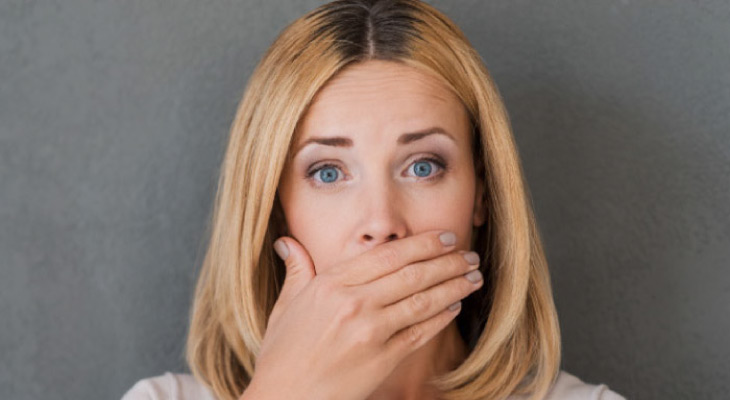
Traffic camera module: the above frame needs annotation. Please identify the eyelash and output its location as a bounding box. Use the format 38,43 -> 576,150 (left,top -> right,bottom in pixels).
305,155 -> 449,188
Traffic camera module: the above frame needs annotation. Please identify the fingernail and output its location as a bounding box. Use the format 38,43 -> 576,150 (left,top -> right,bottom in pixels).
273,239 -> 289,260
439,231 -> 456,246
465,269 -> 483,284
462,251 -> 480,266
448,301 -> 461,311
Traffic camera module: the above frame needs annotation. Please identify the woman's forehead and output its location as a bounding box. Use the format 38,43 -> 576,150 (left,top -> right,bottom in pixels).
309,60 -> 458,111
295,60 -> 469,145
324,60 -> 452,98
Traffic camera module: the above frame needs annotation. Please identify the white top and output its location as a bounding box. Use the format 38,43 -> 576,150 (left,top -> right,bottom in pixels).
121,369 -> 626,399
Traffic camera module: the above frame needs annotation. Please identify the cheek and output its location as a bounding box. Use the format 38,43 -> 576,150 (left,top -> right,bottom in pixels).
283,197 -> 348,273
408,183 -> 475,250
279,174 -> 341,269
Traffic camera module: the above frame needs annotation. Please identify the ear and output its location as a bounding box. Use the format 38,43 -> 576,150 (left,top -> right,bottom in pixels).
473,177 -> 487,227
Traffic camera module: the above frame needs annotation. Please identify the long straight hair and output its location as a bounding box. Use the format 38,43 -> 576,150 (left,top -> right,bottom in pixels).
185,1 -> 561,399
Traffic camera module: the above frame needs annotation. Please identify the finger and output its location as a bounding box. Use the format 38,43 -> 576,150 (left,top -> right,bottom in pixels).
361,250 -> 480,307
378,269 -> 483,338
382,298 -> 463,366
272,236 -> 316,315
333,229 -> 457,287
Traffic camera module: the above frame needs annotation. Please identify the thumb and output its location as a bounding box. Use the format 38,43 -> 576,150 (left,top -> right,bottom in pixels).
273,236 -> 316,304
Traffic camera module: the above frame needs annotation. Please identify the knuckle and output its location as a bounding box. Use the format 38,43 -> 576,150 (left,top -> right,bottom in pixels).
373,246 -> 400,269
336,295 -> 364,321
406,324 -> 422,344
447,253 -> 465,272
427,234 -> 444,254
408,292 -> 431,314
399,264 -> 422,286
459,276 -> 477,293
352,322 -> 378,345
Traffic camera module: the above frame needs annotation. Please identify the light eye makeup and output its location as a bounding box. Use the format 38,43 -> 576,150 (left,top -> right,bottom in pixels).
303,153 -> 451,189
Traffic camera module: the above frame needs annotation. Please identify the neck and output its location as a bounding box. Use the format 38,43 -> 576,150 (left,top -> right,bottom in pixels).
366,320 -> 468,400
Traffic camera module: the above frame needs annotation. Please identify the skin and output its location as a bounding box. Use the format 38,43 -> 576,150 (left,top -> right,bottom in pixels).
277,59 -> 487,399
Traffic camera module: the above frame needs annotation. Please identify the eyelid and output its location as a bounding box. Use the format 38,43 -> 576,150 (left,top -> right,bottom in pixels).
403,156 -> 447,178
305,153 -> 449,188
304,160 -> 346,189
305,159 -> 344,179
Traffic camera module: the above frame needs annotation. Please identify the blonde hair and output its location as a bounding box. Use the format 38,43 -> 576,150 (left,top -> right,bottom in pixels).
185,1 -> 561,399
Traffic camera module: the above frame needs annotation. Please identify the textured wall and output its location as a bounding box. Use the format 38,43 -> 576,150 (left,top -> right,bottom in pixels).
1,1 -> 728,399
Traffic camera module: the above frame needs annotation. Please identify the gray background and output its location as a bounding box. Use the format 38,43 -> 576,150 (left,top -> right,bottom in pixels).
1,1 -> 728,399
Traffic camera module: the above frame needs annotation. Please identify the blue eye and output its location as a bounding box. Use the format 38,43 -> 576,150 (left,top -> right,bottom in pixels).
306,155 -> 448,188
305,163 -> 342,186
411,160 -> 433,177
316,166 -> 339,183
404,157 -> 446,180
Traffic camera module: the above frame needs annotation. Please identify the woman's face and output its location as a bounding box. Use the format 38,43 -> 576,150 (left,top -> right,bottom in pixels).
277,60 -> 486,273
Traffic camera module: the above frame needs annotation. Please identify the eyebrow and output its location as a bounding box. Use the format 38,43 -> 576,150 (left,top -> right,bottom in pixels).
294,126 -> 456,157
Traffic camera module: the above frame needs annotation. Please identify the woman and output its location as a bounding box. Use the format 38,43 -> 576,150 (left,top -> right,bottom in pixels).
123,1 -> 626,399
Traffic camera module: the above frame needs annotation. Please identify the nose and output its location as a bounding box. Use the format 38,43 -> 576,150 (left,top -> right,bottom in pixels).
357,180 -> 408,249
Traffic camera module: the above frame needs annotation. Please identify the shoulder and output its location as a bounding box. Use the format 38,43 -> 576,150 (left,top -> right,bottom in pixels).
543,370 -> 626,400
508,370 -> 627,400
120,372 -> 217,400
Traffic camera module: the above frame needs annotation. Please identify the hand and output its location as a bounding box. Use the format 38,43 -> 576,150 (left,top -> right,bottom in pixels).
242,230 -> 483,400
